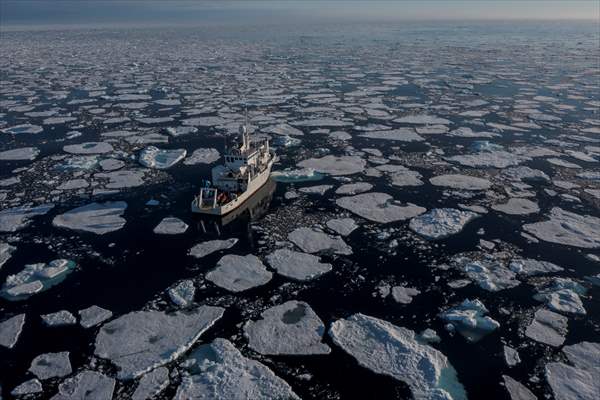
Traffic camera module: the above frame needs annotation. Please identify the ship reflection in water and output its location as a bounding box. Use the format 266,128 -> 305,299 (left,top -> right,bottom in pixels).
194,178 -> 276,236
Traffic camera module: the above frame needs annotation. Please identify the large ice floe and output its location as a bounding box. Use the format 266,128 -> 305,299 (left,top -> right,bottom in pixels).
139,146 -> 187,169
206,255 -> 272,292
0,314 -> 25,349
336,192 -> 425,223
94,305 -> 224,379
545,341 -> 600,400
188,238 -> 238,259
502,375 -> 537,400
533,278 -> 587,315
266,248 -> 332,281
359,128 -> 425,142
440,299 -> 500,342
447,151 -> 528,169
53,202 -> 127,234
50,370 -> 115,400
297,155 -> 365,175
409,208 -> 479,240
523,207 -> 600,248
525,308 -> 568,347
0,204 -> 54,232
1,259 -> 76,300
288,227 -> 352,255
244,301 -> 330,355
175,338 -> 300,400
329,313 -> 466,400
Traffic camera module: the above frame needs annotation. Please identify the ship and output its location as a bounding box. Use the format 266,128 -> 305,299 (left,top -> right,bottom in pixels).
191,115 -> 276,216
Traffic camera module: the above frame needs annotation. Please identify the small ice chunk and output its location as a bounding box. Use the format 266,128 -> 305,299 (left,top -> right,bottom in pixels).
336,192 -> 426,223
525,308 -> 568,347
271,167 -> 324,183
391,286 -> 420,304
410,208 -> 479,240
440,299 -> 500,342
50,370 -> 115,400
458,258 -> 520,292
299,185 -> 333,195
288,227 -> 352,255
168,280 -> 195,307
329,313 -> 466,400
0,314 -> 25,349
502,375 -> 537,400
139,146 -> 186,169
175,338 -> 300,400
41,310 -> 76,327
188,238 -> 238,259
132,367 -> 169,400
326,217 -> 358,236
29,351 -> 72,379
266,249 -> 332,281
99,158 -> 125,171
207,255 -> 272,292
153,217 -> 188,235
503,346 -> 521,367
0,241 -> 16,269
523,207 -> 600,248
53,202 -> 127,234
492,198 -> 540,215
244,301 -> 330,355
94,306 -> 224,379
79,305 -> 113,328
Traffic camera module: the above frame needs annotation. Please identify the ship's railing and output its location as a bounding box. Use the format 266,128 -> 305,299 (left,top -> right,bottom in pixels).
198,188 -> 218,208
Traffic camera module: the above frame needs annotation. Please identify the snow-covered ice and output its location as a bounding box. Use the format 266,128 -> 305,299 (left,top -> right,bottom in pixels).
525,308 -> 568,347
50,370 -> 115,400
326,217 -> 359,236
29,352 -> 72,379
168,279 -> 195,307
409,208 -> 479,240
175,338 -> 300,400
523,208 -> 600,248
0,147 -> 40,161
132,367 -> 169,400
429,174 -> 491,191
41,310 -> 76,327
139,146 -> 186,169
63,142 -> 113,155
0,314 -> 25,349
189,238 -> 238,259
184,148 -> 220,165
391,286 -> 420,304
297,155 -> 365,176
153,217 -> 189,235
329,313 -> 466,400
288,227 -> 353,255
545,341 -> 600,400
492,198 -> 540,215
0,204 -> 54,233
440,299 -> 500,342
79,305 -> 113,328
502,375 -> 537,400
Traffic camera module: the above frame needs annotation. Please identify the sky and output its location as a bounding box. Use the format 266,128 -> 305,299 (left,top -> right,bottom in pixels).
1,1 -> 598,29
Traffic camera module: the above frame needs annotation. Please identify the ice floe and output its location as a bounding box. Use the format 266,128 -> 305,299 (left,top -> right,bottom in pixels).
545,341 -> 600,400
168,279 -> 195,307
523,208 -> 600,248
429,174 -> 491,191
175,338 -> 300,400
266,249 -> 332,281
0,204 -> 54,232
50,370 -> 115,400
79,305 -> 113,328
288,227 -> 353,255
0,147 -> 40,161
2,259 -> 76,300
391,286 -> 420,304
410,208 -> 479,240
184,148 -> 220,165
336,192 -> 425,223
11,379 -> 42,396
508,258 -> 563,277
0,314 -> 25,349
454,256 -> 520,292
132,367 -> 169,400
297,155 -> 365,176
326,217 -> 359,236
63,142 -> 113,155
440,299 -> 500,342
206,255 -> 272,292
139,146 -> 187,169
189,238 -> 238,259
41,310 -> 76,327
29,351 -> 72,379
244,301 -> 330,355
94,305 -> 224,379
525,308 -> 568,347
359,128 -> 425,142
0,242 -> 15,269
329,313 -> 466,400
492,198 -> 540,215
53,201 -> 127,234
153,217 -> 189,235
503,346 -> 521,367
335,182 -> 373,195
502,375 -> 536,400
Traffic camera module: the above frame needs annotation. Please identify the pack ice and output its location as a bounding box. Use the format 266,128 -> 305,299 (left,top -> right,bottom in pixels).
53,202 -> 127,234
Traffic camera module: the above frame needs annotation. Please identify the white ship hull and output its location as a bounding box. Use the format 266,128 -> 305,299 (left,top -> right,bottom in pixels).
191,157 -> 274,216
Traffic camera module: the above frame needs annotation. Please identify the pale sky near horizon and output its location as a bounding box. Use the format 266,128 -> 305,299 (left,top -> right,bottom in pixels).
1,1 -> 598,28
